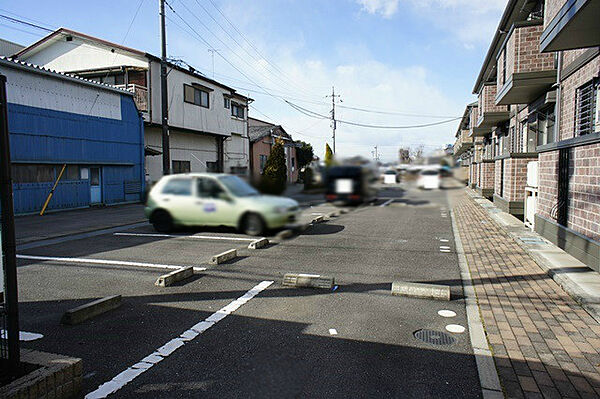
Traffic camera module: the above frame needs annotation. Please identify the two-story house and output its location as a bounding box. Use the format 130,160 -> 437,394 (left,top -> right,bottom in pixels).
13,28 -> 251,185
248,117 -> 298,184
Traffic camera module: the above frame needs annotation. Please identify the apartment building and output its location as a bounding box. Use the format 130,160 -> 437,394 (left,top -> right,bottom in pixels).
536,0 -> 600,269
13,28 -> 251,185
459,0 -> 599,270
453,102 -> 476,183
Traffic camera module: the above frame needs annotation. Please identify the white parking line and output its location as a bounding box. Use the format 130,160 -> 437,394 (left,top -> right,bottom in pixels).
16,255 -> 206,272
439,239 -> 449,243
113,232 -> 257,242
380,199 -> 394,207
85,280 -> 273,399
0,329 -> 43,341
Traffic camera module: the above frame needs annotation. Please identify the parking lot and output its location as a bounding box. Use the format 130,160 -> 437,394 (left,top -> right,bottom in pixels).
15,180 -> 483,398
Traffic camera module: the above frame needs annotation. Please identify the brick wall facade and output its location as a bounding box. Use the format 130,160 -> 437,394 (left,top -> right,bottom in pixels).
478,84 -> 507,117
537,143 -> 600,241
478,162 -> 495,190
505,157 -> 537,201
558,53 -> 600,141
498,23 -> 555,91
544,0 -> 565,30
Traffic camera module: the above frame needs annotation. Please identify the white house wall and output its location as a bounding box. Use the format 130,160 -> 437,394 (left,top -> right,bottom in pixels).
0,64 -> 122,120
149,61 -> 246,137
224,133 -> 249,172
22,36 -> 148,72
145,126 -> 218,184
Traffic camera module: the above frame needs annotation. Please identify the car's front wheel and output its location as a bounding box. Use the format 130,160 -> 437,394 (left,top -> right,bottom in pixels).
151,210 -> 173,232
241,213 -> 265,236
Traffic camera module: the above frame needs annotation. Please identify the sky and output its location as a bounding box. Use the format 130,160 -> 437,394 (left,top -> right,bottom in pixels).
0,0 -> 508,162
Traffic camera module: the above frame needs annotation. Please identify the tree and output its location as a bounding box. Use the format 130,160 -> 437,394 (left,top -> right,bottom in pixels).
259,138 -> 287,194
324,143 -> 334,167
295,141 -> 314,170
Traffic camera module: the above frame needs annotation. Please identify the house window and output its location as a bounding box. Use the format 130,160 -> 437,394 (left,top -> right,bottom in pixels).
231,103 -> 245,119
206,161 -> 219,173
259,154 -> 268,173
11,164 -> 55,183
224,97 -> 230,109
184,84 -> 209,108
575,79 -> 599,136
172,160 -> 191,174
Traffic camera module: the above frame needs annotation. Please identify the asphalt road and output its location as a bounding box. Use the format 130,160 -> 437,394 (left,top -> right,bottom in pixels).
15,180 -> 482,398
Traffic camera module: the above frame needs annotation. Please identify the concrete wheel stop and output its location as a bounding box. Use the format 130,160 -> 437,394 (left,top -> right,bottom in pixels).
391,281 -> 451,301
282,273 -> 335,289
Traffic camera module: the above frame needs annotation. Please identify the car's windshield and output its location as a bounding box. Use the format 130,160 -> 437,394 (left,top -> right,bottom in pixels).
218,175 -> 259,197
421,170 -> 439,176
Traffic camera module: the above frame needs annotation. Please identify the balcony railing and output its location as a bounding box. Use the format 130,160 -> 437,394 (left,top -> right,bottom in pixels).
115,84 -> 148,112
496,21 -> 556,105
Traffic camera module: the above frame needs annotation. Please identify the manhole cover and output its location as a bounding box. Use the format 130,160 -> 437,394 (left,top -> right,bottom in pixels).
414,329 -> 456,346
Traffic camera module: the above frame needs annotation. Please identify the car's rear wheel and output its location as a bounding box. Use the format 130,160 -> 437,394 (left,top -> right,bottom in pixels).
151,210 -> 173,232
241,213 -> 265,236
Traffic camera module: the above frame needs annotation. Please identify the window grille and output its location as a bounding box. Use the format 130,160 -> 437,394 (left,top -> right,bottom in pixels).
575,79 -> 598,136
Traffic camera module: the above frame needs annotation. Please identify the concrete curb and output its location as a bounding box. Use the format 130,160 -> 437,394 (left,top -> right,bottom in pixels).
61,295 -> 122,325
449,196 -> 504,398
248,238 -> 269,249
465,188 -> 600,325
155,266 -> 194,287
210,249 -> 237,264
391,281 -> 450,301
282,273 -> 334,289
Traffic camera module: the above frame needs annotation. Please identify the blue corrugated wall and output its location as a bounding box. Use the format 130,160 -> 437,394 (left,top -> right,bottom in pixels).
7,95 -> 144,214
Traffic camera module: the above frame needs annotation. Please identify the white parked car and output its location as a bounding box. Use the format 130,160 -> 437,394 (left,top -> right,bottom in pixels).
417,169 -> 440,189
383,170 -> 399,184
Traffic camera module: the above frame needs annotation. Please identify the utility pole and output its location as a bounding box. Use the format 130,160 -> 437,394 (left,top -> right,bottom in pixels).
160,0 -> 170,175
325,86 -> 341,154
372,145 -> 379,162
0,74 -> 20,371
207,49 -> 220,79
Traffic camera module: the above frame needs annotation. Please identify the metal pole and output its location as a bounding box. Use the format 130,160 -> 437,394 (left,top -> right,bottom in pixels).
0,74 -> 20,370
160,0 -> 170,175
331,86 -> 336,154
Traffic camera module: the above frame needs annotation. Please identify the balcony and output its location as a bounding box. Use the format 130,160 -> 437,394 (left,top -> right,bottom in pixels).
115,84 -> 148,112
496,21 -> 557,105
474,84 -> 510,136
454,129 -> 473,156
540,0 -> 600,52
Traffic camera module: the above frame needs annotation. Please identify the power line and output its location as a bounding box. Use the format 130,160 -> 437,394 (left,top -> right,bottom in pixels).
0,13 -> 53,32
284,100 -> 461,129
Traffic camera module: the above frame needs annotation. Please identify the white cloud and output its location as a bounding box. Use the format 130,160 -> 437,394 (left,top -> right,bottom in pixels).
404,0 -> 507,46
356,0 -> 400,18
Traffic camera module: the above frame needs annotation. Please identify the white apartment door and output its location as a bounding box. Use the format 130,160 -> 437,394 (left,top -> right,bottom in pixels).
90,167 -> 102,204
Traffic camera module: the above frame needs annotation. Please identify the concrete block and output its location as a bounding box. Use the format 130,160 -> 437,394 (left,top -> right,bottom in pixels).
282,273 -> 334,289
210,249 -> 237,264
327,211 -> 339,218
155,266 -> 194,287
61,295 -> 122,325
311,215 -> 324,224
391,281 -> 450,301
339,209 -> 348,214
248,238 -> 269,249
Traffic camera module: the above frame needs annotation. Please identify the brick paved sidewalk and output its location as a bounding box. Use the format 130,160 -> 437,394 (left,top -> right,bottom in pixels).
451,189 -> 600,399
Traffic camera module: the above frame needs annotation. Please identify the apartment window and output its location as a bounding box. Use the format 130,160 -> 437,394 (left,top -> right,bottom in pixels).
172,160 -> 191,174
224,97 -> 231,109
259,154 -> 268,173
575,79 -> 599,136
184,84 -> 209,108
231,103 -> 245,119
533,107 -> 555,146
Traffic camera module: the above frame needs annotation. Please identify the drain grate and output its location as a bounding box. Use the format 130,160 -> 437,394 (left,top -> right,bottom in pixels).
414,329 -> 456,346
